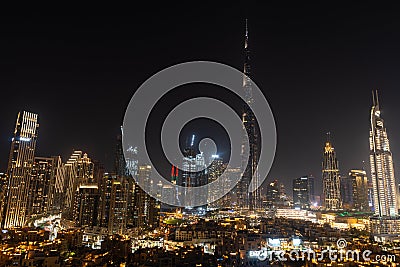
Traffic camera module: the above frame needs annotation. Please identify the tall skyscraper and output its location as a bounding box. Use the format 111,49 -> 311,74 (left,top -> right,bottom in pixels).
99,172 -> 116,228
3,111 -> 39,228
134,165 -> 159,230
369,91 -> 400,234
63,150 -> 83,216
73,184 -> 99,227
340,175 -> 353,209
52,156 -> 65,213
108,175 -> 129,235
239,19 -> 261,210
349,169 -> 369,212
0,173 -> 8,224
99,172 -> 130,233
322,133 -> 341,210
114,133 -> 136,228
293,176 -> 310,209
161,165 -> 179,211
370,90 -> 398,217
27,156 -> 63,219
207,155 -> 224,208
63,151 -> 95,220
181,135 -> 208,209
308,175 -> 315,205
265,180 -> 280,209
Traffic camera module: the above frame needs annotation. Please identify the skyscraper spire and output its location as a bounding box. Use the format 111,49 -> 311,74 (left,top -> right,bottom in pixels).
372,90 -> 376,106
243,19 -> 253,104
374,89 -> 380,107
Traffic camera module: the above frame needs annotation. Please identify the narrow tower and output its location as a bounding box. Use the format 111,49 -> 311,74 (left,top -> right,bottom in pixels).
369,90 -> 398,217
239,19 -> 261,210
3,111 -> 39,228
322,133 -> 341,210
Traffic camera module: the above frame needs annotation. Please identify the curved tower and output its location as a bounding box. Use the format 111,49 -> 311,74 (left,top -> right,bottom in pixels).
239,19 -> 261,210
369,90 -> 398,217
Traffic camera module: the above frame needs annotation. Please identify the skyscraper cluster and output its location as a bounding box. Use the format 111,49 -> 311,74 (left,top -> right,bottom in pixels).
283,90 -> 400,238
316,132 -> 372,213
0,111 -> 160,233
1,22 -> 400,242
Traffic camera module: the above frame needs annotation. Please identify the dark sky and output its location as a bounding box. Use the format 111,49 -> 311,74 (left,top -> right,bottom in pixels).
1,4 -> 400,196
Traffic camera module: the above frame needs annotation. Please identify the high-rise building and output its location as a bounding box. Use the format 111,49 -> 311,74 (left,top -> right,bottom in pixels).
349,170 -> 369,212
181,135 -> 208,209
63,150 -> 83,216
181,137 -> 198,187
369,90 -> 398,217
73,184 -> 99,227
63,151 -> 95,220
308,175 -> 315,205
27,156 -> 63,219
265,180 -> 280,209
114,133 -> 136,228
239,20 -> 261,210
99,172 -> 115,228
367,180 -> 374,211
3,111 -> 39,228
0,173 -> 8,224
134,165 -> 159,230
322,133 -> 341,210
115,133 -> 128,177
340,175 -> 353,209
52,156 -> 65,213
216,166 -> 239,208
207,155 -> 225,208
161,165 -> 179,211
108,176 -> 129,235
369,90 -> 400,234
293,176 -> 310,209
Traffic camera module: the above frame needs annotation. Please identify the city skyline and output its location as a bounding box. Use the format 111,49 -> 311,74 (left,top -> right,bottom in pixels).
2,6 -> 400,196
1,8 -> 400,266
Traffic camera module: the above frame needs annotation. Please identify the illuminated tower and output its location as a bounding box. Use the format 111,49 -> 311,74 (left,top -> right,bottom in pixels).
63,150 -> 82,216
27,156 -> 63,219
108,175 -> 129,235
349,170 -> 369,212
369,91 -> 400,235
239,19 -> 261,210
63,151 -> 95,219
73,184 -> 99,227
134,165 -> 159,230
322,133 -> 341,210
3,111 -> 39,228
293,176 -> 310,209
265,180 -> 279,209
207,155 -> 224,208
369,90 -> 398,217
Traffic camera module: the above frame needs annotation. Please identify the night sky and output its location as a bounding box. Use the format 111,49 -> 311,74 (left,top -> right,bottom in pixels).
1,4 -> 400,196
